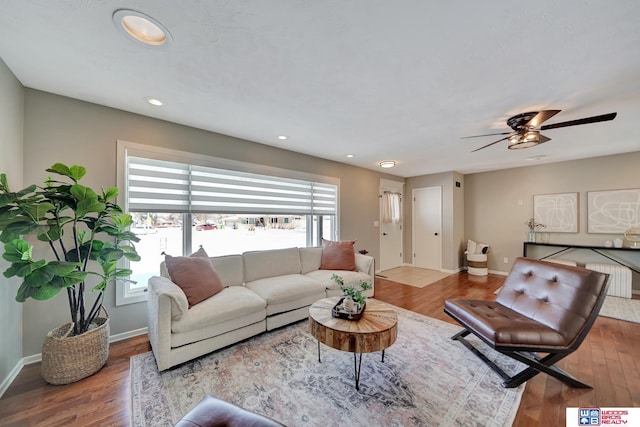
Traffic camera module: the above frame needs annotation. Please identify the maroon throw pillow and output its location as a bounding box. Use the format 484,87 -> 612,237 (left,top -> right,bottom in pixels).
320,239 -> 357,271
165,248 -> 224,308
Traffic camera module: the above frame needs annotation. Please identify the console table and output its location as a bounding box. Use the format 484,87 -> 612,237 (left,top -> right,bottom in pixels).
523,242 -> 640,275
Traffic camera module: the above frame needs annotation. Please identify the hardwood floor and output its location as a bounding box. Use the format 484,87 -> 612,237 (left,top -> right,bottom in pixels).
1,272 -> 638,426
0,335 -> 150,426
375,273 -> 640,427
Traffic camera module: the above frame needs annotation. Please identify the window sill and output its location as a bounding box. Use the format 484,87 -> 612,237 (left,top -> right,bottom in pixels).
116,284 -> 148,306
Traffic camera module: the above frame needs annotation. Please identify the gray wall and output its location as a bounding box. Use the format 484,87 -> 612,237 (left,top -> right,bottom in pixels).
19,89 -> 399,357
0,58 -> 24,389
464,152 -> 640,290
403,171 -> 465,271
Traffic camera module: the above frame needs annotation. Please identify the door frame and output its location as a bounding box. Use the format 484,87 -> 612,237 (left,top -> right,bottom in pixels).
411,186 -> 442,270
378,179 -> 404,272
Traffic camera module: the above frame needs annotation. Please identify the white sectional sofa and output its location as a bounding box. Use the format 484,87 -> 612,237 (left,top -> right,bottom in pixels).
147,246 -> 374,371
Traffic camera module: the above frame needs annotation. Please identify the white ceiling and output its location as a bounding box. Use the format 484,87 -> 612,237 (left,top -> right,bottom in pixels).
1,1 -> 639,177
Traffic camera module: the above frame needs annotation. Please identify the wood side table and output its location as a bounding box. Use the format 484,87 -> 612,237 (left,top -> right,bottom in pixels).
308,297 -> 398,390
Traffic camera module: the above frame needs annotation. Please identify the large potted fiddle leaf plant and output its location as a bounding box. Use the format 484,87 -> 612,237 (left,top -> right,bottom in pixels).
0,163 -> 140,384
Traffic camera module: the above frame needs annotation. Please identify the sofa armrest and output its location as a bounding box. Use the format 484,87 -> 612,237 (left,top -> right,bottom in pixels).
149,275 -> 189,318
147,276 -> 187,371
355,253 -> 375,284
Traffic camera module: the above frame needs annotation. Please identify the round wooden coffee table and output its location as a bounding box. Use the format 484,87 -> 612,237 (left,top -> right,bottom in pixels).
308,297 -> 398,390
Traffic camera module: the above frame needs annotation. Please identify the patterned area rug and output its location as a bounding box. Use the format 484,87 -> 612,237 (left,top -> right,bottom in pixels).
599,296 -> 640,323
130,305 -> 524,427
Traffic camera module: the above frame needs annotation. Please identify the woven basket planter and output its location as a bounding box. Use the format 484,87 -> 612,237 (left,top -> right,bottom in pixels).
41,308 -> 110,385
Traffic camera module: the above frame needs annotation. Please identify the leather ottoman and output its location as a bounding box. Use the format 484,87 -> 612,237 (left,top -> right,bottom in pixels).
174,395 -> 286,427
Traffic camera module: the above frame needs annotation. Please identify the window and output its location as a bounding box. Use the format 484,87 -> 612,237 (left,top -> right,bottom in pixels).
128,212 -> 184,294
116,141 -> 339,305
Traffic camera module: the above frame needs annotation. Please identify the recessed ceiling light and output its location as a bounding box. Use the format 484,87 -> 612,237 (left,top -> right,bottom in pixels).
379,161 -> 396,168
346,154 -> 355,158
113,9 -> 172,47
278,135 -> 288,140
145,97 -> 163,106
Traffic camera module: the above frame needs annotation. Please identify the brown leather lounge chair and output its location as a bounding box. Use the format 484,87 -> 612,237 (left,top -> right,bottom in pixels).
444,257 -> 609,388
175,395 -> 286,427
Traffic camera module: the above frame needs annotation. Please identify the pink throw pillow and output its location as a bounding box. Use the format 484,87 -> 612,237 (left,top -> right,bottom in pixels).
165,247 -> 224,308
320,239 -> 357,271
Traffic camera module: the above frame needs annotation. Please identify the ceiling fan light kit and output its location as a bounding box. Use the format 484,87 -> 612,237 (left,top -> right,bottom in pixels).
508,130 -> 543,150
465,110 -> 617,152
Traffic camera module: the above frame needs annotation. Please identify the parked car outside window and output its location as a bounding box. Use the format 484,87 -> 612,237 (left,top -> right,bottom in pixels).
196,223 -> 218,231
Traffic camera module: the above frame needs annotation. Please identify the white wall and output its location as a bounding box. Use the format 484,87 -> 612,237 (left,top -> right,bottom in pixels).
0,57 -> 24,393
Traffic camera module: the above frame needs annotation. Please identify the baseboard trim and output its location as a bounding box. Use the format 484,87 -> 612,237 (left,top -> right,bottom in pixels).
111,327 -> 148,344
488,269 -> 509,276
22,353 -> 41,366
0,359 -> 24,399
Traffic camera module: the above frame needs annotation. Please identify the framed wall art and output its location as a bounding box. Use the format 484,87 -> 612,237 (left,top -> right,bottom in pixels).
533,192 -> 578,233
587,188 -> 640,233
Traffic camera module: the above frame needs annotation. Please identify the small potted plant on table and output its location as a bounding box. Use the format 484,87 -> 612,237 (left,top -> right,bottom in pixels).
330,274 -> 372,319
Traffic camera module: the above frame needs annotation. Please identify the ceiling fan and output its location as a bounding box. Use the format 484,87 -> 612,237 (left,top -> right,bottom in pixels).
463,110 -> 617,152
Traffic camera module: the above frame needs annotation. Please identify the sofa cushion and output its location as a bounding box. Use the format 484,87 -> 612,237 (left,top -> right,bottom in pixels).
210,254 -> 244,286
299,246 -> 323,274
165,252 -> 224,308
245,274 -> 326,316
320,239 -> 357,271
243,247 -> 302,282
171,286 -> 267,346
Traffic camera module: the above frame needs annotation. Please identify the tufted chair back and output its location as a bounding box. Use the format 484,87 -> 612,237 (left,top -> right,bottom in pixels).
496,257 -> 608,349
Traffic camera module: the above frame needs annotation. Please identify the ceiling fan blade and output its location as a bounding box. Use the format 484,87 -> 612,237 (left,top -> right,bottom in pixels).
526,110 -> 561,128
471,135 -> 511,152
538,134 -> 551,144
461,131 -> 513,139
540,112 -> 617,131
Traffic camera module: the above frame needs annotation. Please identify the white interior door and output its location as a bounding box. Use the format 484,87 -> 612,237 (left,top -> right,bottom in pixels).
379,191 -> 403,272
413,186 -> 442,270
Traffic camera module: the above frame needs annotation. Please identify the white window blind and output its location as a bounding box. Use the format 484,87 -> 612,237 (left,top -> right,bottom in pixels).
127,156 -> 337,215
127,157 -> 191,212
